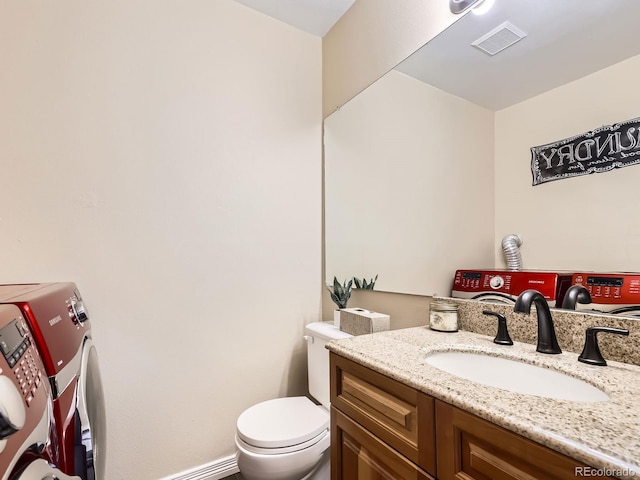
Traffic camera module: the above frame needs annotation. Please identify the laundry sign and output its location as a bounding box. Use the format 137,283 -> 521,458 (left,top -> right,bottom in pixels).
530,116 -> 640,185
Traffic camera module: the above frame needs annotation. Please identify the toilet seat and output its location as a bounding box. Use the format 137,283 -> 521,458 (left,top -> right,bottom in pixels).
235,429 -> 331,480
236,429 -> 329,455
236,396 -> 329,451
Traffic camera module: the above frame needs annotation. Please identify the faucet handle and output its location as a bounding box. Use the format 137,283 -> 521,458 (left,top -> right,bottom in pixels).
578,327 -> 630,366
482,310 -> 513,346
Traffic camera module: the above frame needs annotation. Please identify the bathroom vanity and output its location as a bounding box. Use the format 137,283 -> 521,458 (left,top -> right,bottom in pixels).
328,325 -> 640,480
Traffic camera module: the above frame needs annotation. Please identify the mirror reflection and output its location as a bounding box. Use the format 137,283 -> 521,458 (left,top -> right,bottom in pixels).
324,0 -> 640,306
450,269 -> 640,318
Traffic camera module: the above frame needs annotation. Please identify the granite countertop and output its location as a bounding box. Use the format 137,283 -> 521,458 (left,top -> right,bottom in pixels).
327,327 -> 640,479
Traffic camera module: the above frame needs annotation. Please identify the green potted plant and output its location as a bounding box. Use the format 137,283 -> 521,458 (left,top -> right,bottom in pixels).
326,277 -> 353,325
353,274 -> 378,290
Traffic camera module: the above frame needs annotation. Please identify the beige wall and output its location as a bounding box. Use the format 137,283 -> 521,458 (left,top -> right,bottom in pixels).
495,54 -> 640,271
322,0 -> 463,118
0,1 -> 321,479
324,70 -> 495,297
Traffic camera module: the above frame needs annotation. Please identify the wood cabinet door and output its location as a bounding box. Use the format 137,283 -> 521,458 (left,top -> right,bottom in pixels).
435,400 -> 616,480
332,406 -> 434,480
330,352 -> 436,474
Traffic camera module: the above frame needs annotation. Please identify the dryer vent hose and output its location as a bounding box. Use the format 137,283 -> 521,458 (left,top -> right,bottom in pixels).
501,234 -> 523,271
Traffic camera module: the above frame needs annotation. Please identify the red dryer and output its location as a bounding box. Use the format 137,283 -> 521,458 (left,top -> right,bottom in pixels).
0,283 -> 106,480
571,272 -> 640,316
0,303 -> 80,479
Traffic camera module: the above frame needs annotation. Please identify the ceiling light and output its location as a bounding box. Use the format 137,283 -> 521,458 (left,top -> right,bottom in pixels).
449,0 -> 483,14
472,0 -> 495,15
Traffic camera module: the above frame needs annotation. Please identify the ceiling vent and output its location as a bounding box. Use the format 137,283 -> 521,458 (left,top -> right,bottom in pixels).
471,21 -> 527,56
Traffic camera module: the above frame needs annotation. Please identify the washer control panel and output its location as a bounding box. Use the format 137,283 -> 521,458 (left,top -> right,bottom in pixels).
0,305 -> 52,477
0,319 -> 29,368
0,318 -> 44,406
572,273 -> 640,303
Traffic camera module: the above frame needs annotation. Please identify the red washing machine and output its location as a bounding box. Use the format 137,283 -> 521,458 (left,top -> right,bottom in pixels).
0,303 -> 80,479
571,272 -> 640,316
451,269 -> 574,307
0,283 -> 106,480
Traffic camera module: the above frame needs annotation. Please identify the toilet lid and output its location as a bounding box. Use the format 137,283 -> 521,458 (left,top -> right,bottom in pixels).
236,396 -> 329,449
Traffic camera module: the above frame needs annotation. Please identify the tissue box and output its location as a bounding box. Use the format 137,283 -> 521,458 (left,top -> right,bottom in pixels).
340,308 -> 390,336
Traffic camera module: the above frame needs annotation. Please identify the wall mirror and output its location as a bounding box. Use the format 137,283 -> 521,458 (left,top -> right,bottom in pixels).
324,0 -> 640,299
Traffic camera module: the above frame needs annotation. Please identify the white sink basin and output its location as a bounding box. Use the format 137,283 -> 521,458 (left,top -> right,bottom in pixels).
425,351 -> 609,402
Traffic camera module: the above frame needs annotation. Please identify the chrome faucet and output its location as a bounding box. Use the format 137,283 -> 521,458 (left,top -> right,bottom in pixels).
561,285 -> 592,310
514,289 -> 562,354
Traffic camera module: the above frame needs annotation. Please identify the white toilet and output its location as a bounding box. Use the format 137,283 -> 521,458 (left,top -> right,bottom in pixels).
235,322 -> 352,480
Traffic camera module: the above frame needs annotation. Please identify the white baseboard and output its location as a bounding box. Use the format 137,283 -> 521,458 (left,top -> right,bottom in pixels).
159,455 -> 239,480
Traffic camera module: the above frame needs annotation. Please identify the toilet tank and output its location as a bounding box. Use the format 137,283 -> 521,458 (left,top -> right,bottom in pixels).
305,322 -> 352,409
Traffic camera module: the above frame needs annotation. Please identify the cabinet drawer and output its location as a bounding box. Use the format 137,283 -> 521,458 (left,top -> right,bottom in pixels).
332,406 -> 435,480
330,353 -> 436,475
435,400 -> 617,480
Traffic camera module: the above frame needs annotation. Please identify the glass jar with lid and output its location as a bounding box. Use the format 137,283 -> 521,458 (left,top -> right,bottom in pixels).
429,301 -> 459,332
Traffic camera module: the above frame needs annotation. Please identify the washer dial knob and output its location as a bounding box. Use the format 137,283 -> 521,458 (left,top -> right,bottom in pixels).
489,276 -> 505,289
69,296 -> 89,324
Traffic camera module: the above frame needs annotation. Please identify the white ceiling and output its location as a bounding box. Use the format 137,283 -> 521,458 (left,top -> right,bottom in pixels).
232,0 -> 355,37
233,0 -> 640,110
396,0 -> 640,110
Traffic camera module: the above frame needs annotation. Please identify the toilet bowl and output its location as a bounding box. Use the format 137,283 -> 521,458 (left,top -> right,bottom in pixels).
235,397 -> 330,480
235,322 -> 351,480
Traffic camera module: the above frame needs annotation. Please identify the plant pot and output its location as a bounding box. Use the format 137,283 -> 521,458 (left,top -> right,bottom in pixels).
334,309 -> 341,327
